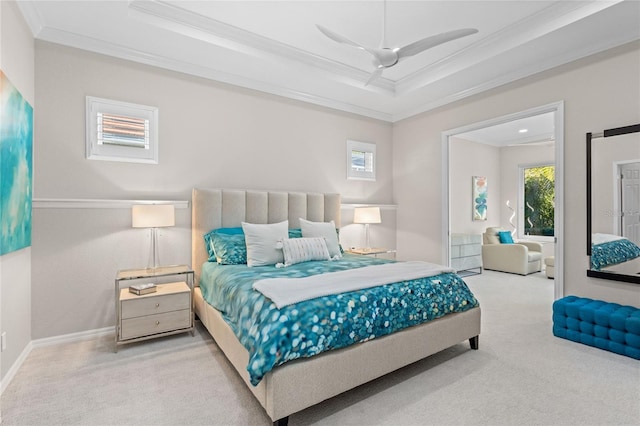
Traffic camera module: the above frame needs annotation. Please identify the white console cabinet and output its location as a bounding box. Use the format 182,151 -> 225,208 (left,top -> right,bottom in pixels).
451,233 -> 482,275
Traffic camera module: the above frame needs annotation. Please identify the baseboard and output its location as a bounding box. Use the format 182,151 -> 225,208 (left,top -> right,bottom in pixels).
1,326 -> 113,397
1,340 -> 33,395
32,326 -> 113,348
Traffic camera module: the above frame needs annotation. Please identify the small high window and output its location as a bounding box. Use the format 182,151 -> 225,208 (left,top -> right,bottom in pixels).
347,140 -> 376,181
86,96 -> 158,164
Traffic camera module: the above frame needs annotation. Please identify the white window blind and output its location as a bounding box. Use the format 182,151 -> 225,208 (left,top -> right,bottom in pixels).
86,96 -> 158,164
97,113 -> 149,148
347,140 -> 376,181
351,149 -> 374,173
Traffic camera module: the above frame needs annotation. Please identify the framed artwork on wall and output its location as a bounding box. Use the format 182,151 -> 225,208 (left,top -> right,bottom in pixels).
473,176 -> 487,221
0,70 -> 33,255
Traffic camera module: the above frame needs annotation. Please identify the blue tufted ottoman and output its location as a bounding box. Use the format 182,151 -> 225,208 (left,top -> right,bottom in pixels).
552,296 -> 640,360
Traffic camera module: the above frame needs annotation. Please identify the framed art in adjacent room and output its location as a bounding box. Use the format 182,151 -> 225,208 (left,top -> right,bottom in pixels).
473,176 -> 487,221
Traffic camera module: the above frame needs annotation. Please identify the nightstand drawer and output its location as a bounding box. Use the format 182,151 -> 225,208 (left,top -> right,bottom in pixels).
121,309 -> 191,340
121,291 -> 190,319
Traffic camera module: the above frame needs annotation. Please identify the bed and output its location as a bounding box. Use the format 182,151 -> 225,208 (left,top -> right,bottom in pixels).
591,233 -> 640,272
192,188 -> 481,425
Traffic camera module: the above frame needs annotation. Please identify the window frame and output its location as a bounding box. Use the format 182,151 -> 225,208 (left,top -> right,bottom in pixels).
518,161 -> 555,242
346,139 -> 376,181
85,96 -> 159,164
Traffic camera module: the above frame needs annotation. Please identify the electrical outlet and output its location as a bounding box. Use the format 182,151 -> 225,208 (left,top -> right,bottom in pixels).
1,332 -> 6,352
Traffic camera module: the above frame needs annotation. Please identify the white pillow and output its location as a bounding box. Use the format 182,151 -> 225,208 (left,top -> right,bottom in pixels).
281,237 -> 331,267
242,220 -> 289,267
299,218 -> 342,258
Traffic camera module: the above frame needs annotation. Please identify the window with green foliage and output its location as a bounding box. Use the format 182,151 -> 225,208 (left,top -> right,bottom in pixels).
520,164 -> 555,237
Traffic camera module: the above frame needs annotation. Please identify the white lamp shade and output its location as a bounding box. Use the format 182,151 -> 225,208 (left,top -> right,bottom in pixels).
132,204 -> 175,228
353,206 -> 381,224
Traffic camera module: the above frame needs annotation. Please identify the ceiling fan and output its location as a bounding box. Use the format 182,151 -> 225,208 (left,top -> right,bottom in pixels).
317,2 -> 478,86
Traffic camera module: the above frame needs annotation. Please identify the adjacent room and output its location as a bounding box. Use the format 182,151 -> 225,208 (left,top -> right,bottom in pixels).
1,1 -> 639,425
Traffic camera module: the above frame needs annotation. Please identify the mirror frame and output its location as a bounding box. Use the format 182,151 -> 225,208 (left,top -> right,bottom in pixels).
586,123 -> 640,284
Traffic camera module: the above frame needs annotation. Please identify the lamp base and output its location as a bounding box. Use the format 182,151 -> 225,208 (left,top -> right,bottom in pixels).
147,227 -> 161,271
364,223 -> 372,250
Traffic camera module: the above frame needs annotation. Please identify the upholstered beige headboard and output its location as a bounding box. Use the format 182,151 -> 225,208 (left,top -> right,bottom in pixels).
191,188 -> 341,284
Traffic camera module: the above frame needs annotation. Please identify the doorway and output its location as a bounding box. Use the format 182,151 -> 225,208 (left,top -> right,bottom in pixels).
441,102 -> 564,299
619,162 -> 640,245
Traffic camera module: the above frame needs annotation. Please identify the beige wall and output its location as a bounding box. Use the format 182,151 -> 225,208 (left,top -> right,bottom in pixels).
394,41 -> 640,306
34,42 -> 393,202
32,41 -> 394,338
0,0 -> 34,382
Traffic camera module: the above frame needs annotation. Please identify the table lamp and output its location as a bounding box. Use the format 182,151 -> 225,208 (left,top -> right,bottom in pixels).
132,204 -> 175,270
353,206 -> 381,251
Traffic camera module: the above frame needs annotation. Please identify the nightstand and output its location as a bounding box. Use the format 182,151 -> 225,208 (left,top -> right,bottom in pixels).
115,265 -> 194,352
346,248 -> 397,258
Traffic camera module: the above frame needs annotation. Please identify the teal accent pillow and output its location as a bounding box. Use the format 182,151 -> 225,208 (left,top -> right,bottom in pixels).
498,231 -> 514,244
210,233 -> 247,264
288,228 -> 303,238
203,230 -> 217,261
203,228 -> 241,260
214,227 -> 244,235
203,228 -> 247,264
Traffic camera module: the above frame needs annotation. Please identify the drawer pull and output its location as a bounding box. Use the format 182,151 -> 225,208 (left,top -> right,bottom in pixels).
155,321 -> 160,326
155,303 -> 160,308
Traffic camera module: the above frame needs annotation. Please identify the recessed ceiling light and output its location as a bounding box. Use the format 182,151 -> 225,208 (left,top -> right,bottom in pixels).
519,128 -> 528,133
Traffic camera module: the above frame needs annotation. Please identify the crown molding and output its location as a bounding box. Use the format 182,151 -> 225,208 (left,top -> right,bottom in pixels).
36,26 -> 394,122
395,0 -> 623,95
18,0 -> 638,124
15,0 -> 43,37
392,30 -> 640,123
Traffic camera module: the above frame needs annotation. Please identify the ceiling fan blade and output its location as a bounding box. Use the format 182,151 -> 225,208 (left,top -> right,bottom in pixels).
397,28 -> 478,60
316,25 -> 364,49
316,25 -> 376,55
365,68 -> 384,86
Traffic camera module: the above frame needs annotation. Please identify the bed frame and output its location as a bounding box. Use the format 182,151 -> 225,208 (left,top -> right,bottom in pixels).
191,188 -> 481,425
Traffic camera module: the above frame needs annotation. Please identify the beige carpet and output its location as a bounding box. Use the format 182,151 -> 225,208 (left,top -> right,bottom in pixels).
2,270 -> 639,425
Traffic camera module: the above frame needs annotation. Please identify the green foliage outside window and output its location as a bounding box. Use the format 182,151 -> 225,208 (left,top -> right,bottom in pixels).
524,165 -> 555,236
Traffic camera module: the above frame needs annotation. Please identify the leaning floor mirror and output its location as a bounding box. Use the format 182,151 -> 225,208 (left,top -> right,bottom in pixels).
587,123 -> 640,284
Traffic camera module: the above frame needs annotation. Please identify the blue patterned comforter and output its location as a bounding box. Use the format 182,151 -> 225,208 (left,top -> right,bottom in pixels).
591,238 -> 640,270
200,254 -> 479,385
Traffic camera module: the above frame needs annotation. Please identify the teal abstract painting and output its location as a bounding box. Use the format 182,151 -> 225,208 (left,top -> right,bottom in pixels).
473,176 -> 487,221
1,71 -> 33,255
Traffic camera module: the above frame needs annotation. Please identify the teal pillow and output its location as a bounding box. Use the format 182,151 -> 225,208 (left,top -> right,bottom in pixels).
498,231 -> 514,244
203,230 -> 217,261
288,228 -> 303,238
214,227 -> 244,235
210,233 -> 247,264
203,228 -> 247,264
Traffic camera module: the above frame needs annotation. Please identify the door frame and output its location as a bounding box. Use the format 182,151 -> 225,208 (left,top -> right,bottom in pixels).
615,160 -> 640,241
441,101 -> 565,299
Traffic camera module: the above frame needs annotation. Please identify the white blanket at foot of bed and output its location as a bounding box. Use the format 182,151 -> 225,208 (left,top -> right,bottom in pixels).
253,261 -> 455,308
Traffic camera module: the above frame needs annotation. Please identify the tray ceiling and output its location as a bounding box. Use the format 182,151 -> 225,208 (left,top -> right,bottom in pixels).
17,0 -> 640,122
